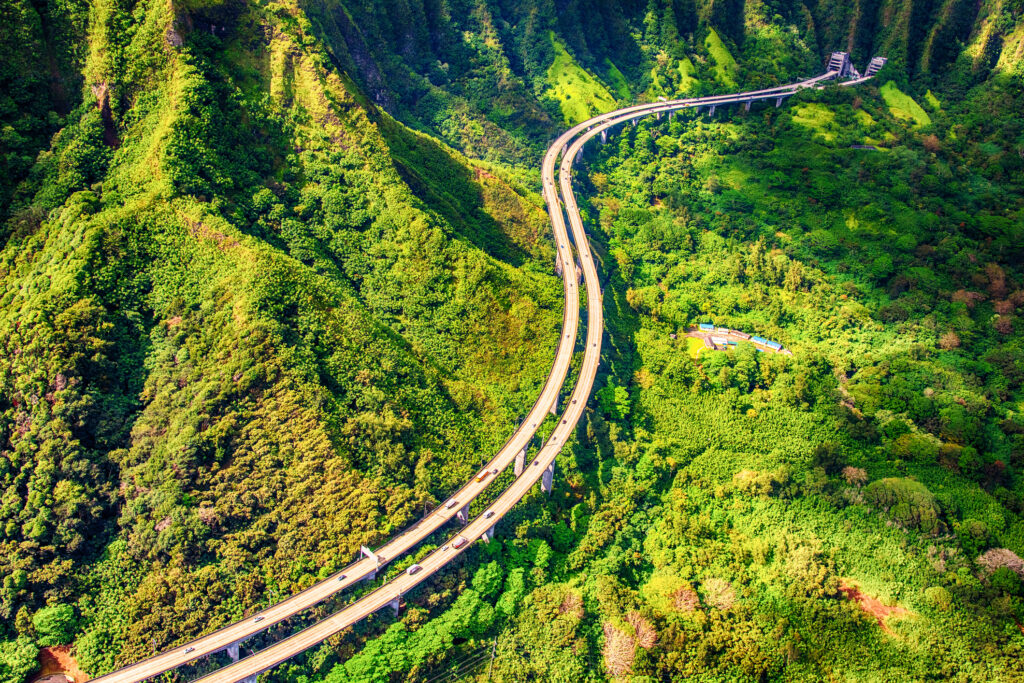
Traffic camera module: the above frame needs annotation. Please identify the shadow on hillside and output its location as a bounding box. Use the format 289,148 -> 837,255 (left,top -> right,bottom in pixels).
376,115 -> 536,268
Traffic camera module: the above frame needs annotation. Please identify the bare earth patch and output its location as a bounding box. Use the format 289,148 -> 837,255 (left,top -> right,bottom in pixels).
30,646 -> 88,683
839,580 -> 910,635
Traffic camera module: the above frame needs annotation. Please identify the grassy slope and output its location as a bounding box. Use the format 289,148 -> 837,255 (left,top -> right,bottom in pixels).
880,81 -> 932,126
545,32 -> 618,125
705,28 -> 738,87
603,59 -> 632,101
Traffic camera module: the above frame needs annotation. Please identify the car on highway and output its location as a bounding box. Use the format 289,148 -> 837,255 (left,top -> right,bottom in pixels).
337,574 -> 346,582
484,510 -> 495,520
445,500 -> 458,509
453,536 -> 469,549
491,467 -> 499,475
407,564 -> 423,576
442,544 -> 449,552
474,470 -> 490,483
184,647 -> 195,654
254,616 -> 264,623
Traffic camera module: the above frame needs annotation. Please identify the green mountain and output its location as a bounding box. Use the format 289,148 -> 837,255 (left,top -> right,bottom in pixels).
0,0 -> 1022,681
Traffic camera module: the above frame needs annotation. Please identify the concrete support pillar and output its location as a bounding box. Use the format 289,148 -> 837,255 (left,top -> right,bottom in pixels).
241,676 -> 258,683
541,461 -> 555,494
457,503 -> 470,525
481,525 -> 495,543
600,129 -> 607,144
632,118 -> 638,127
775,97 -> 783,108
669,111 -> 674,120
575,147 -> 583,162
562,142 -> 568,155
227,642 -> 240,663
708,104 -> 716,117
549,394 -> 558,416
744,100 -> 751,112
555,254 -> 563,276
514,448 -> 527,477
365,569 -> 376,582
655,111 -> 661,120
388,596 -> 400,616
360,545 -> 381,569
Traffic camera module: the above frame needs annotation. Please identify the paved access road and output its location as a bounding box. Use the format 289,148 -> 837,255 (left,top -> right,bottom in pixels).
93,62 -> 878,683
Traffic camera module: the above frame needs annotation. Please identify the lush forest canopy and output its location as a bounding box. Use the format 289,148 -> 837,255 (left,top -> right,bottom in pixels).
1,0 -> 1023,681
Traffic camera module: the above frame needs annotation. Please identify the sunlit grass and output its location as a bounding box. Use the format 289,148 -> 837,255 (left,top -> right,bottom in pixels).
880,81 -> 931,127
545,32 -> 617,125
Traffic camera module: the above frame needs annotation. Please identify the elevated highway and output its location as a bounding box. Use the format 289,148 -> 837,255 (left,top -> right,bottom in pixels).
91,52 -> 881,683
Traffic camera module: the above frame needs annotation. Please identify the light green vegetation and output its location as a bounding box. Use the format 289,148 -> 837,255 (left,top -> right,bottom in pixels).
881,81 -> 932,127
925,89 -> 942,110
603,58 -> 631,101
705,28 -> 737,86
678,56 -> 698,92
545,32 -> 617,125
685,335 -> 705,359
791,102 -> 838,141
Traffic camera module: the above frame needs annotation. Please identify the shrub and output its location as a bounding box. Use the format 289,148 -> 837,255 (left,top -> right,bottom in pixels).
864,478 -> 944,534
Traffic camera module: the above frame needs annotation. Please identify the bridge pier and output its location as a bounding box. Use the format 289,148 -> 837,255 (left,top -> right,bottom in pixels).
541,461 -> 555,494
555,254 -> 563,276
457,503 -> 470,525
514,447 -> 527,476
387,596 -> 400,616
708,104 -> 716,117
600,129 -> 607,144
775,97 -> 784,108
562,142 -> 568,155
549,393 -> 558,416
481,525 -> 496,543
655,111 -> 661,121
227,642 -> 240,663
575,147 -> 583,162
744,100 -> 751,112
241,675 -> 258,683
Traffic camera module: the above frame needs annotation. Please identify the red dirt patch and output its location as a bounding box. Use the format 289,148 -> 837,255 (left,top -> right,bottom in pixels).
30,646 -> 88,683
839,580 -> 910,635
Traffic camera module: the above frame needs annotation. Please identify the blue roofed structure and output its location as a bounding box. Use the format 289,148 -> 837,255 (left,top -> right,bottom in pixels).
699,323 -> 714,331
